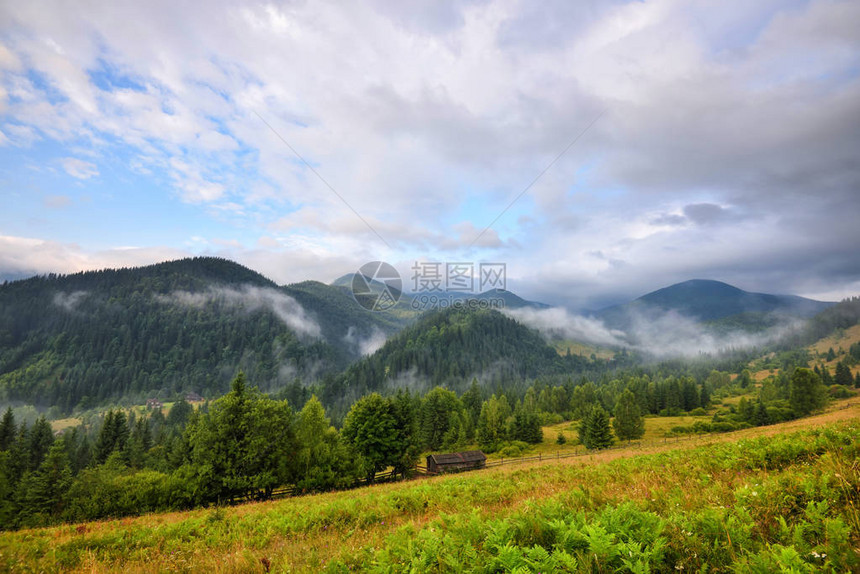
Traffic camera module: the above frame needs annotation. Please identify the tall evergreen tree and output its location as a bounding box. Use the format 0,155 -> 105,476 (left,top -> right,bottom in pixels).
27,417 -> 54,472
460,379 -> 483,431
0,408 -> 15,451
579,404 -> 613,450
612,389 -> 644,441
753,398 -> 770,426
94,410 -> 130,465
418,387 -> 462,451
789,368 -> 826,417
834,362 -> 853,386
20,442 -> 72,526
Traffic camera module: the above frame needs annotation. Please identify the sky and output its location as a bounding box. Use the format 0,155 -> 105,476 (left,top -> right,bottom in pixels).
0,0 -> 858,310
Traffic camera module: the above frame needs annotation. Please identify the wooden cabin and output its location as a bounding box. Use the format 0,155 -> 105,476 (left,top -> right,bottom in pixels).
426,450 -> 487,474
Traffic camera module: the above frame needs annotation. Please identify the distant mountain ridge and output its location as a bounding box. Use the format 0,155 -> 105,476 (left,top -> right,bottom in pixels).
331,273 -> 549,311
0,257 -> 397,411
597,279 -> 834,330
0,259 -> 841,413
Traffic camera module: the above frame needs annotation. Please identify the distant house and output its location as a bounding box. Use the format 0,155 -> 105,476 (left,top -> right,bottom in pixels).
145,398 -> 163,409
185,392 -> 204,403
426,450 -> 487,474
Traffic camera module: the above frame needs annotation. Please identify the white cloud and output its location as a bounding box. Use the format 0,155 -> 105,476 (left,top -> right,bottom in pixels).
157,285 -> 322,338
61,157 -> 98,179
0,0 -> 857,305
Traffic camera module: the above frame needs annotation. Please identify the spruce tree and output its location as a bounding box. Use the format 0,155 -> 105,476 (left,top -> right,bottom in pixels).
834,362 -> 853,386
789,368 -> 826,417
612,389 -> 644,441
579,404 -> 613,450
699,383 -> 712,409
0,408 -> 15,451
27,417 -> 54,472
753,399 -> 770,426
21,442 -> 72,525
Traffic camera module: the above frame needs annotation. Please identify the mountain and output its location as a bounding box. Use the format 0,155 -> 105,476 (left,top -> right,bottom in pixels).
0,258 -> 397,412
331,273 -> 549,312
596,279 -> 834,330
320,306 -> 599,409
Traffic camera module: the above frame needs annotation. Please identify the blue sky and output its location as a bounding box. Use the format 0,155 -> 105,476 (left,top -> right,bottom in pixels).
1,0 -> 859,309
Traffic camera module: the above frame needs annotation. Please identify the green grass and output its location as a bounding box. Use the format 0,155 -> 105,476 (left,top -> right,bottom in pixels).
2,406 -> 858,573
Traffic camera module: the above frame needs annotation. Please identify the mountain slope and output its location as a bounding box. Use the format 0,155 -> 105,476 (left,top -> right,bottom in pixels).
322,307 -> 592,407
597,279 -> 833,330
0,258 -> 394,411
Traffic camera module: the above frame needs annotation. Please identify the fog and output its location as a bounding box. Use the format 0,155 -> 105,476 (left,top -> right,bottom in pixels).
504,307 -> 627,347
157,285 -> 321,339
343,326 -> 388,357
505,306 -> 799,358
52,291 -> 89,312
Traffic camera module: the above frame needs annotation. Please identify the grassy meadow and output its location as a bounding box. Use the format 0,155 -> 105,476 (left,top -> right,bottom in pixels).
1,401 -> 857,573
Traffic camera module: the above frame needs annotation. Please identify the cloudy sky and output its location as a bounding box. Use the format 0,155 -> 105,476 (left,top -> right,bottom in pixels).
1,0 -> 858,310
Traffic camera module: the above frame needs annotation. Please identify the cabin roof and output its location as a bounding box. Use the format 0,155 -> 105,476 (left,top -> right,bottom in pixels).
428,450 -> 486,465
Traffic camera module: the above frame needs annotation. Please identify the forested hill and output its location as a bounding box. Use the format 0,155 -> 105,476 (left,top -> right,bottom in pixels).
324,307 -> 608,408
597,279 -> 833,330
0,257 -> 396,412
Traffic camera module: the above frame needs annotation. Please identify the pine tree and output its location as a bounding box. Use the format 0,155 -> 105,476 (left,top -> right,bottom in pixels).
27,417 -> 54,472
510,410 -> 543,444
94,410 -> 130,464
419,387 -> 462,451
0,408 -> 15,451
737,397 -> 753,422
753,399 -> 770,426
834,362 -> 853,386
128,417 -> 152,468
699,383 -> 712,409
579,404 -> 613,450
21,442 -> 72,525
789,368 -> 826,417
612,389 -> 644,441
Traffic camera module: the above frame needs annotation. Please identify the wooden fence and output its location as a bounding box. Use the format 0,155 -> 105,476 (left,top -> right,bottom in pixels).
234,431 -> 723,504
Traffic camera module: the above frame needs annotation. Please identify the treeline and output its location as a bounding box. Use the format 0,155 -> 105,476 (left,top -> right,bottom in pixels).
0,361 -> 758,530
0,373 -> 540,529
319,308 -> 641,413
